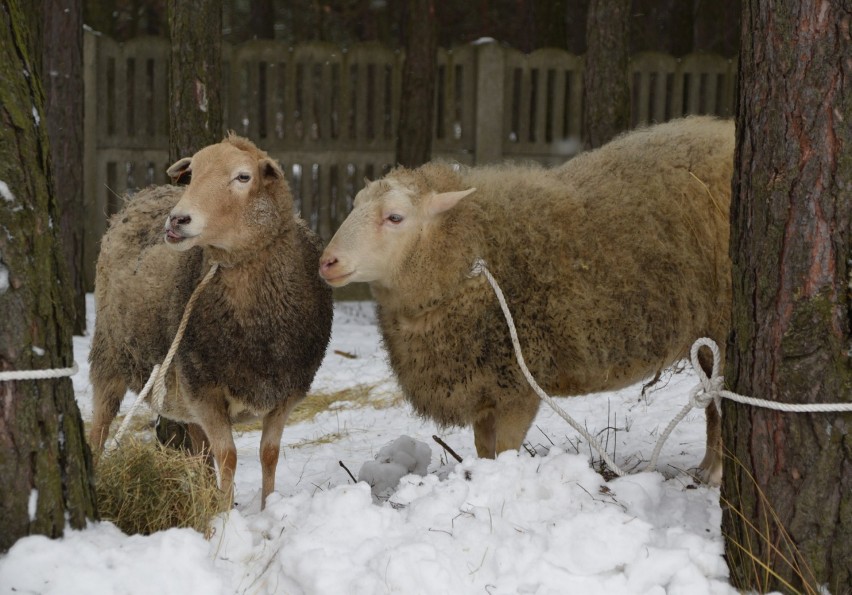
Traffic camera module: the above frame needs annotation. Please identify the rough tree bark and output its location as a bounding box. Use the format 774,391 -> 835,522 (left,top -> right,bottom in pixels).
160,0 -> 223,448
722,1 -> 851,592
0,0 -> 97,551
395,0 -> 436,168
43,0 -> 86,335
167,0 -> 223,163
582,0 -> 630,149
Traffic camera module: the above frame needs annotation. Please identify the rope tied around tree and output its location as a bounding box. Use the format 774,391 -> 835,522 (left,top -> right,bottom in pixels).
110,262 -> 219,448
469,258 -> 852,480
0,363 -> 79,382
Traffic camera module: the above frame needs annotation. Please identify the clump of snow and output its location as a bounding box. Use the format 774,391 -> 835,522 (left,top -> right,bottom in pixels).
0,263 -> 9,294
32,106 -> 40,126
0,180 -> 15,203
358,435 -> 431,501
27,490 -> 38,521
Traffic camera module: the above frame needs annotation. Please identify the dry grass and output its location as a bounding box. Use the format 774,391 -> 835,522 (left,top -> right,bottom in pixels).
95,438 -> 225,536
233,383 -> 404,433
722,451 -> 820,595
92,382 -> 404,534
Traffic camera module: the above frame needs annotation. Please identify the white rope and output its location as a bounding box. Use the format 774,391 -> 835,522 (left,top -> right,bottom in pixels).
470,259 -> 629,478
644,337 -> 852,474
109,262 -> 219,449
0,362 -> 79,381
470,258 -> 852,480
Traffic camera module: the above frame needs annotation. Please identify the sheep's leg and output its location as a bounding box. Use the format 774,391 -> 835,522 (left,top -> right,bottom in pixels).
494,397 -> 539,454
89,376 -> 127,453
192,395 -> 237,507
473,410 -> 497,458
185,423 -> 215,469
696,346 -> 723,485
259,396 -> 301,509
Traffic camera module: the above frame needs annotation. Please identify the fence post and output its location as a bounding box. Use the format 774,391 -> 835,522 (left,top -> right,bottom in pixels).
474,41 -> 504,165
82,29 -> 98,292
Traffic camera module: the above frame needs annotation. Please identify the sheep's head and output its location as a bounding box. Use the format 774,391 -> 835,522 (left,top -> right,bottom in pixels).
319,167 -> 475,288
164,136 -> 288,254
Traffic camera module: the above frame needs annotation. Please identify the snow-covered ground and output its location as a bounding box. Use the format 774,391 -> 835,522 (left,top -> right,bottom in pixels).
0,296 -> 740,594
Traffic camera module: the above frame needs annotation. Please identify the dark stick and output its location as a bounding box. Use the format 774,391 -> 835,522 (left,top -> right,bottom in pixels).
432,435 -> 463,463
339,460 -> 357,483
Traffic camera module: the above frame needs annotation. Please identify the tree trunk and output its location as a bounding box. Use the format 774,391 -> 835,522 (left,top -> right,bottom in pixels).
722,1 -> 852,592
0,0 -> 98,552
582,0 -> 630,150
167,0 -> 223,163
162,0 -> 224,450
44,0 -> 86,335
395,0 -> 436,168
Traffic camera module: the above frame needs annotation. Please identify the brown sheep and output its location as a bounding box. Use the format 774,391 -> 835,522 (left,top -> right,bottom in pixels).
89,134 -> 333,508
319,116 -> 733,483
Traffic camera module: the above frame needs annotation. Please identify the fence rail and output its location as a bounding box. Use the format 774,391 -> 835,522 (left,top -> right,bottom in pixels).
82,30 -> 737,289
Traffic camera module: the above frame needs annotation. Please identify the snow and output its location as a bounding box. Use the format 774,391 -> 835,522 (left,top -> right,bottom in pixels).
0,180 -> 14,203
0,263 -> 8,294
28,490 -> 38,522
0,295 -> 742,595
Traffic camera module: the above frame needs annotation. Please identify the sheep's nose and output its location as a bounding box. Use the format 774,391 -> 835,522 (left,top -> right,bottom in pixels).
170,213 -> 191,227
319,255 -> 338,274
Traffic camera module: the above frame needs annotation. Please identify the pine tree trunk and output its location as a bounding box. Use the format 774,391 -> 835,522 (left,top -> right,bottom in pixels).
0,0 -> 97,552
395,0 -> 436,168
44,0 -> 86,335
722,1 -> 852,592
161,0 -> 224,449
582,0 -> 630,149
167,0 -> 223,163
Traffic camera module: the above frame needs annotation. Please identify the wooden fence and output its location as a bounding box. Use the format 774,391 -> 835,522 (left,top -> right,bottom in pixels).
82,30 -> 737,289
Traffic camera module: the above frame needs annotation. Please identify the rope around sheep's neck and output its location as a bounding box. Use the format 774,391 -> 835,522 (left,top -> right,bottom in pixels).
110,262 -> 219,448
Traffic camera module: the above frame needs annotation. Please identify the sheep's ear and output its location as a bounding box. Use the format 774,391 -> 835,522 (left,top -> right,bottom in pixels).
428,188 -> 476,215
167,157 -> 192,185
260,158 -> 284,182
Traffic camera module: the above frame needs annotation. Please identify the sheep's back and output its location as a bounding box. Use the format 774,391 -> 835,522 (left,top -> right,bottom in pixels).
90,185 -> 186,392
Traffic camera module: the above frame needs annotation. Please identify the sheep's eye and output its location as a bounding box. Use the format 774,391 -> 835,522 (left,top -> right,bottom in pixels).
387,214 -> 404,224
236,173 -> 251,183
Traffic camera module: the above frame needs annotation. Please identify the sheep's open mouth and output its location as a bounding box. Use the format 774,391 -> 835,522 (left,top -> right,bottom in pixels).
164,229 -> 186,243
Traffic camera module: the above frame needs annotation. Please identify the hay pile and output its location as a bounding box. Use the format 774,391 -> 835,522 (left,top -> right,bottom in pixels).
95,438 -> 225,536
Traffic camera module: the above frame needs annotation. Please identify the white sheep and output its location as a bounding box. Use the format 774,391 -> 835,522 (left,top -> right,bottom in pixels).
319,116 -> 733,483
89,134 -> 333,508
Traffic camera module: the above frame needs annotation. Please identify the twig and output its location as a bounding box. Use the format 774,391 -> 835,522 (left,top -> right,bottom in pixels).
432,435 -> 462,463
338,460 -> 357,483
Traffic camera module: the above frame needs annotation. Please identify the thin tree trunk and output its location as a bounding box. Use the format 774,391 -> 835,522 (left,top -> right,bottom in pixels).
44,0 -> 86,335
161,0 -> 224,450
582,0 -> 630,149
395,0 -> 436,168
167,0 -> 223,163
723,0 -> 852,591
0,0 -> 97,552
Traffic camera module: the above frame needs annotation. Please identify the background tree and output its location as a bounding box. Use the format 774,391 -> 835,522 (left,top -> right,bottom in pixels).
167,0 -> 222,163
0,0 -> 97,551
395,0 -> 437,168
158,0 -> 224,447
722,0 -> 851,591
43,0 -> 86,335
582,0 -> 630,149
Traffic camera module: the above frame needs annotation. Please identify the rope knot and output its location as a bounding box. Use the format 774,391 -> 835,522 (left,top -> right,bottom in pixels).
468,258 -> 486,278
